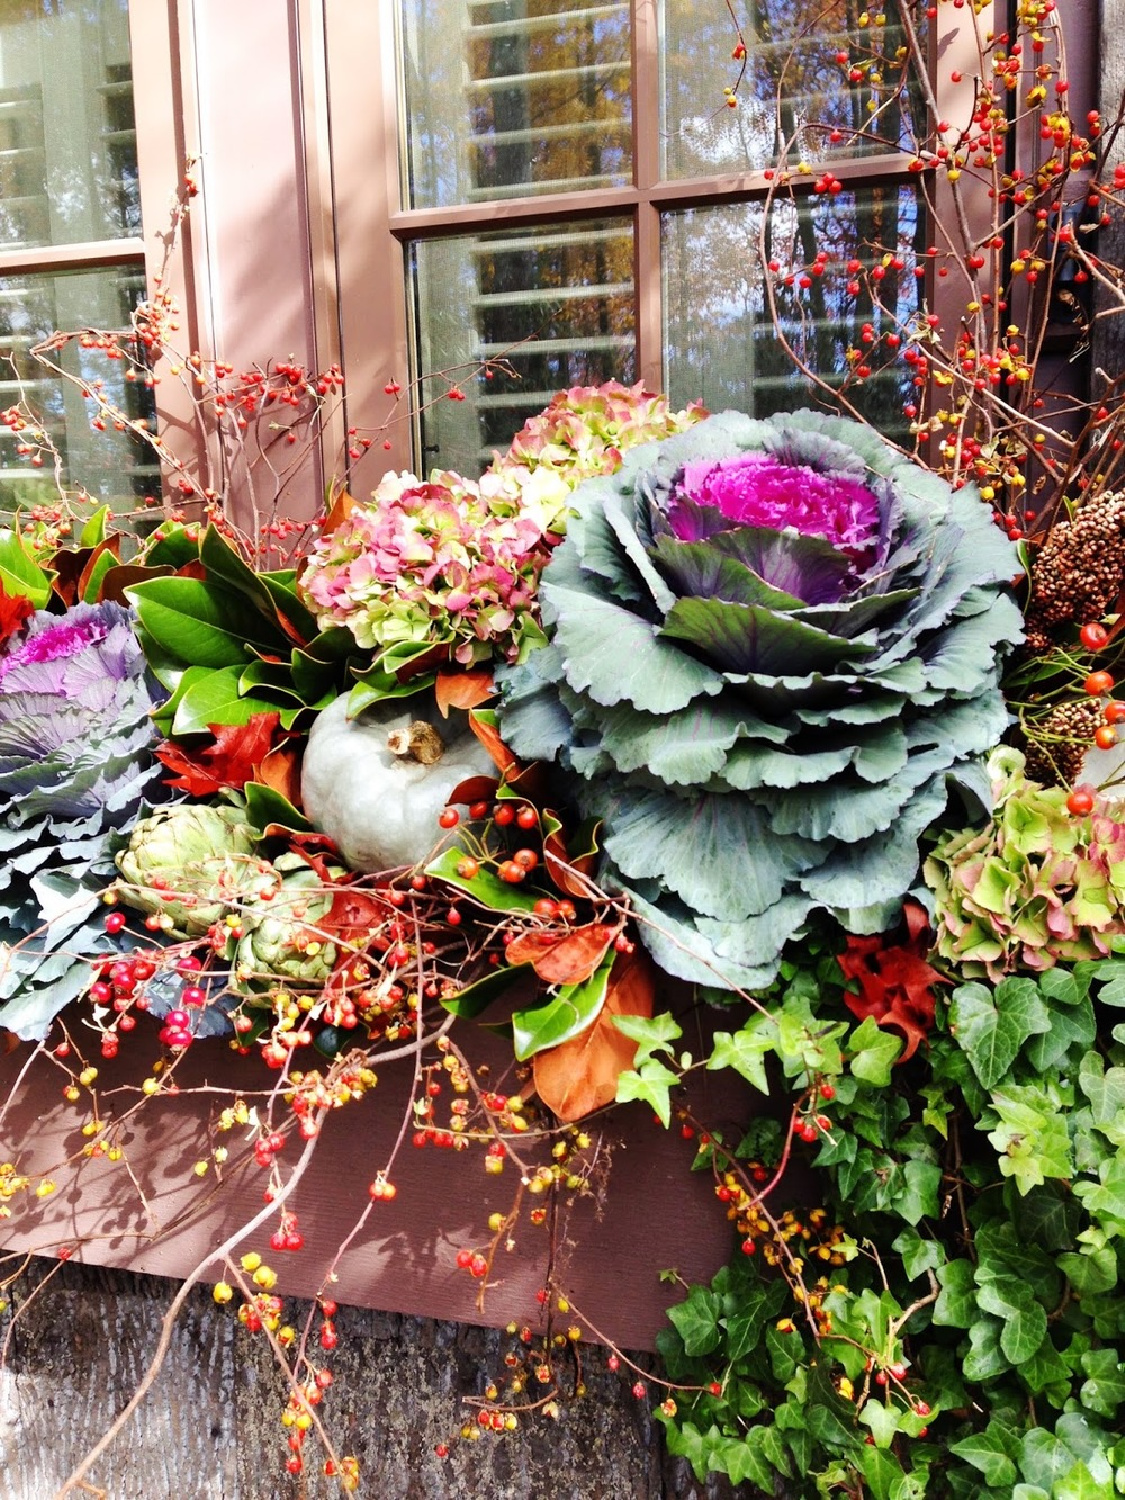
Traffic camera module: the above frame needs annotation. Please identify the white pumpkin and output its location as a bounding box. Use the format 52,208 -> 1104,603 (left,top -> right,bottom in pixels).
301,694 -> 497,872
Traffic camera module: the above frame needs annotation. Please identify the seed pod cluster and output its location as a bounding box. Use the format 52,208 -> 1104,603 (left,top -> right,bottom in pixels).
1023,698 -> 1102,786
1026,491 -> 1125,648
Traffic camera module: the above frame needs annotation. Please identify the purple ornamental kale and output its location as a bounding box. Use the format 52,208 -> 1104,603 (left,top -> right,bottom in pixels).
668,453 -> 881,555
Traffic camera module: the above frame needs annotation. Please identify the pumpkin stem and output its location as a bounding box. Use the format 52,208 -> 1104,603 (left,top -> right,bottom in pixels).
386,720 -> 444,765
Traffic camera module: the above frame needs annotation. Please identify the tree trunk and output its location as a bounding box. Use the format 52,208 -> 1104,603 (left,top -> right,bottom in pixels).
0,1258 -> 752,1500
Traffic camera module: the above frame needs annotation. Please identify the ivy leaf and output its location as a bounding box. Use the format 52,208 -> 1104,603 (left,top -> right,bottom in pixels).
1073,1156 -> 1125,1229
897,1160 -> 941,1226
615,1058 -> 681,1127
1054,1465 -> 1115,1500
1080,1349 -> 1125,1417
859,1398 -> 904,1449
1078,1051 -> 1125,1131
1058,1248 -> 1118,1297
667,1285 -> 721,1357
1021,1430 -> 1084,1492
860,1443 -> 904,1500
948,977 -> 1050,1088
963,1315 -> 1009,1381
708,1013 -> 778,1093
973,1277 -> 1047,1365
951,1422 -> 1021,1488
892,1228 -> 945,1281
612,1010 -> 682,1066
848,1014 -> 902,1085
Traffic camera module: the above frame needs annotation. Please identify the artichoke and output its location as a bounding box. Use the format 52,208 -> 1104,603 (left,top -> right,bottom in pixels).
114,801 -> 271,938
926,748 -> 1125,977
498,411 -> 1023,991
0,602 -> 167,1037
229,853 -> 342,996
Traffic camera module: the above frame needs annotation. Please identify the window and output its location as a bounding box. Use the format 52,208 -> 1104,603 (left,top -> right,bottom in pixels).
326,0 -> 926,479
0,0 -> 159,511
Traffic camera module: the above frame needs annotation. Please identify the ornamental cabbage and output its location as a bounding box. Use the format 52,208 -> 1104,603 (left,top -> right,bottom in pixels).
0,602 -> 166,1036
498,411 -> 1024,991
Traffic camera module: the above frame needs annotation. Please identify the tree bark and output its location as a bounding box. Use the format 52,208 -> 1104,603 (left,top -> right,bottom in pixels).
0,1258 -> 752,1500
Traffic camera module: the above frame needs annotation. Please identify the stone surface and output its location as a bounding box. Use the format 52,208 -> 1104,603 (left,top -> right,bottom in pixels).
0,1258 -> 753,1500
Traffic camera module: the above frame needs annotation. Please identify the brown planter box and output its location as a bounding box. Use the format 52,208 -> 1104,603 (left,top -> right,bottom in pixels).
0,1004 -> 753,1350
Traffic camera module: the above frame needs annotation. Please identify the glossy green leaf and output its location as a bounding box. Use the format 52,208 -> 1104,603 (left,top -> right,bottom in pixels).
424,847 -> 541,914
127,576 -> 283,668
439,964 -> 527,1019
241,783 -> 311,833
171,665 -> 282,736
511,952 -> 613,1060
0,528 -> 52,607
78,504 -> 110,547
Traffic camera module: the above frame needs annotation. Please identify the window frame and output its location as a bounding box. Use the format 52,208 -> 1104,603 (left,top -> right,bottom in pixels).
322,1 -> 987,481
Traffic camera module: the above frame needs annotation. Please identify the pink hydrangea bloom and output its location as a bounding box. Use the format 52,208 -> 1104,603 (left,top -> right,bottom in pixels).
299,470 -> 559,667
493,380 -> 707,489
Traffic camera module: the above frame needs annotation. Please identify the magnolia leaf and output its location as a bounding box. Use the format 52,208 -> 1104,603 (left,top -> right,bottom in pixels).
425,846 -> 540,914
0,529 -> 52,608
171,665 -> 286,736
533,945 -> 656,1121
467,709 -> 520,778
243,782 -> 312,834
128,576 -> 283,668
505,923 -> 616,987
514,953 -> 614,1061
439,965 -> 526,1020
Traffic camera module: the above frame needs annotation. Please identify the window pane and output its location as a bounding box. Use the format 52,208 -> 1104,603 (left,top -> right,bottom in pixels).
410,218 -> 635,473
662,187 -> 921,433
660,0 -> 921,180
400,0 -> 631,210
0,0 -> 138,249
0,268 -> 155,512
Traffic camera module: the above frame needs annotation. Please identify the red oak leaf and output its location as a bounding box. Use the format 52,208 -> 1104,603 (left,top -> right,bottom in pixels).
156,712 -> 284,796
837,900 -> 943,1063
0,586 -> 34,649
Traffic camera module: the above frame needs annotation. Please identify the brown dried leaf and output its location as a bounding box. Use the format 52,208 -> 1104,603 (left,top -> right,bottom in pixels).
321,486 -> 356,538
468,711 -> 519,777
435,668 -> 495,717
446,774 -> 499,806
96,562 -> 174,605
258,742 -> 303,806
505,922 -> 616,986
532,945 -> 657,1123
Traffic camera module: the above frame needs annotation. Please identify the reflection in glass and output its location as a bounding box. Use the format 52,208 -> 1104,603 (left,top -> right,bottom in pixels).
662,188 -> 921,432
0,269 -> 155,512
0,0 -> 138,249
661,0 -> 921,179
400,0 -> 631,210
410,219 -> 635,474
